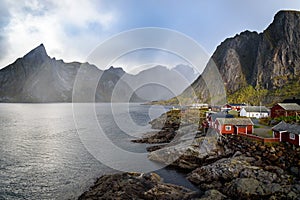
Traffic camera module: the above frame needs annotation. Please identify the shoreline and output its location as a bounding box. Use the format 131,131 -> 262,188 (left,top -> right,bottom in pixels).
79,109 -> 300,199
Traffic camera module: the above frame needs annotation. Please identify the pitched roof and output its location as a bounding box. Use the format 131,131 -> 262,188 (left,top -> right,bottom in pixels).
277,103 -> 300,111
216,118 -> 254,126
272,121 -> 290,131
210,112 -> 234,121
272,121 -> 300,135
243,106 -> 270,113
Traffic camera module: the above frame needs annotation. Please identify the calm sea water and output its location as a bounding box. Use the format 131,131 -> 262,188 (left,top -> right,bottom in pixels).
0,103 -> 197,200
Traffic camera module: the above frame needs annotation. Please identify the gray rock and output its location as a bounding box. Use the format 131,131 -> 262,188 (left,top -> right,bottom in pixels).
225,178 -> 270,199
148,129 -> 230,169
198,189 -> 228,200
187,156 -> 257,185
78,172 -> 197,200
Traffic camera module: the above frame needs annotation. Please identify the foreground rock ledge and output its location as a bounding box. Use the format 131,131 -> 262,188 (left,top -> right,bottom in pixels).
78,172 -> 197,200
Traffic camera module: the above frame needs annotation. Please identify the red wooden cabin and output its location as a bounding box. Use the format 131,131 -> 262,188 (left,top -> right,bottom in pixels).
272,121 -> 300,146
215,118 -> 253,135
271,103 -> 300,118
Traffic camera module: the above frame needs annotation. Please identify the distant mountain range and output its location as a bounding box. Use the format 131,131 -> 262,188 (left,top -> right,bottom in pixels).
106,64 -> 198,101
0,44 -> 197,103
176,10 -> 300,106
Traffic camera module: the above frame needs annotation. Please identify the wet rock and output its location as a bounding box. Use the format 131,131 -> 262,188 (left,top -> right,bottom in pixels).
78,172 -> 197,200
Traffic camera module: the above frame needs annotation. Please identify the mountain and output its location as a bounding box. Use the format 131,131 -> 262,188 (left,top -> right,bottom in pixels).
179,10 -> 300,106
172,64 -> 198,81
106,65 -> 198,101
0,44 -> 142,103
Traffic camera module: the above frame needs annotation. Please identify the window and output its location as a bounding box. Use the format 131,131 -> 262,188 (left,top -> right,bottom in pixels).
225,126 -> 231,131
290,133 -> 295,140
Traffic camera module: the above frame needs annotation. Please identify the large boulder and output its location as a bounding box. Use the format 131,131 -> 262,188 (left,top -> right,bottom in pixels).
78,172 -> 197,200
197,189 -> 228,200
148,128 -> 232,170
187,156 -> 257,185
225,178 -> 283,200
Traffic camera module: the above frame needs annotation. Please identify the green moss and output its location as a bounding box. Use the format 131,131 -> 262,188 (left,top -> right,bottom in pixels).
228,85 -> 268,105
228,77 -> 300,106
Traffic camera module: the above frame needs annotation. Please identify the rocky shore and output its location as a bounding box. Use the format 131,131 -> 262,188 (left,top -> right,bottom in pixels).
78,172 -> 197,200
79,109 -> 300,200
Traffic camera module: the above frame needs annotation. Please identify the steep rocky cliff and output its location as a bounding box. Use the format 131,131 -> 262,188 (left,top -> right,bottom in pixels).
182,10 -> 300,105
0,44 -> 142,102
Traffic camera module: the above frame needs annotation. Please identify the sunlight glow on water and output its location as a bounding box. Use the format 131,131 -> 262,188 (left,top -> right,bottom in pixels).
0,103 -> 196,199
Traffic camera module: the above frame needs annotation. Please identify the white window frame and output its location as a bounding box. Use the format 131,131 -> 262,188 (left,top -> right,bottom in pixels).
225,125 -> 231,131
290,133 -> 295,140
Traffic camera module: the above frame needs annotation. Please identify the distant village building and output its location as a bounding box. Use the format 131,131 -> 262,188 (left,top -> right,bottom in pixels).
272,121 -> 300,146
208,105 -> 221,112
214,118 -> 253,135
221,103 -> 246,112
270,103 -> 300,118
240,106 -> 270,118
191,103 -> 209,109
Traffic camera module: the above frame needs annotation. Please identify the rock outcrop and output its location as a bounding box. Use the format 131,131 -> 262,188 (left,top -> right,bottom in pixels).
148,131 -> 232,170
183,134 -> 300,200
78,172 -> 197,200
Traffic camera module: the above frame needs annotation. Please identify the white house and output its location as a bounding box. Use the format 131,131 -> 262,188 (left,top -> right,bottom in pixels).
191,103 -> 209,109
240,106 -> 270,118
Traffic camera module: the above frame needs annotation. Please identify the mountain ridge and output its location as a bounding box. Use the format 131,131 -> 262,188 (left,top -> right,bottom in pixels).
0,44 -> 197,102
177,10 -> 300,106
0,44 -> 142,103
106,64 -> 198,101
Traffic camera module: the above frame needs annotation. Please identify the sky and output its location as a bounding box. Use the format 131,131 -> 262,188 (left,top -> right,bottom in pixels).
1,0 -> 300,72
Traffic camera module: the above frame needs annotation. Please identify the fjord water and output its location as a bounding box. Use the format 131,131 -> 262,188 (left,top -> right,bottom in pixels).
0,103 -> 196,199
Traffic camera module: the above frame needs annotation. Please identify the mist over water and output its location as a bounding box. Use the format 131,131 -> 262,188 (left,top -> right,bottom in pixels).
0,103 -> 196,199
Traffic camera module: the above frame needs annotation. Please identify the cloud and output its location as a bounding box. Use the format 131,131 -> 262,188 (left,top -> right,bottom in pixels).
0,0 -> 117,68
0,0 -> 11,61
1,0 -> 300,70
